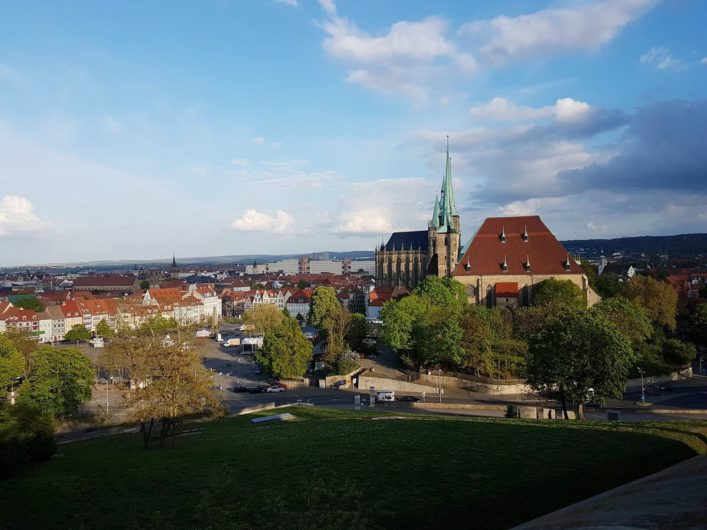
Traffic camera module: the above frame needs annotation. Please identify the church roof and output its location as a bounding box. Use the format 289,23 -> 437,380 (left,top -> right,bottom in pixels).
453,215 -> 584,276
383,230 -> 429,252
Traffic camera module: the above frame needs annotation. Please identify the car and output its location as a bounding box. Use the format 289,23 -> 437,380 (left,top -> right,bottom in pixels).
231,385 -> 249,393
397,395 -> 420,402
247,385 -> 268,393
266,385 -> 285,393
274,382 -> 288,389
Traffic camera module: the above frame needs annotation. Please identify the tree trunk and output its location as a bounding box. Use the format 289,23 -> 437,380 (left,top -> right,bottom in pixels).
140,418 -> 154,450
577,402 -> 586,420
560,386 -> 569,419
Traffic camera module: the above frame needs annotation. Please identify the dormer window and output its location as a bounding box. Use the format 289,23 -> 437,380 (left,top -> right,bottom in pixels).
500,226 -> 506,243
464,258 -> 471,272
525,255 -> 531,272
564,253 -> 572,271
523,225 -> 529,242
501,256 -> 508,272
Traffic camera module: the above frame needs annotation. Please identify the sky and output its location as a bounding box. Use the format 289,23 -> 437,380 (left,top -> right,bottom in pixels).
0,0 -> 706,266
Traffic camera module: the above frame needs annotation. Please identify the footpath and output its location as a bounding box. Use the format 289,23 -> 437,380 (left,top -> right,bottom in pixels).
514,453 -> 707,529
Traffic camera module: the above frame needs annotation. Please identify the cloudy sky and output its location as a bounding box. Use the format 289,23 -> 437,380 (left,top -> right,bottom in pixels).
1,0 -> 706,266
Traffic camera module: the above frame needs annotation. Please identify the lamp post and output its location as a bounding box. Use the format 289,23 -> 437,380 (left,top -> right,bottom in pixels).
637,366 -> 645,404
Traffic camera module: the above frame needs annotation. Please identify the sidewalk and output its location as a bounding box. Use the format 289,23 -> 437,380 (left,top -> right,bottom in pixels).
514,453 -> 707,529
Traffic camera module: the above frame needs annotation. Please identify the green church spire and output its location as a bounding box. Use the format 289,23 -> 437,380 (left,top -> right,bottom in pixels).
431,193 -> 440,228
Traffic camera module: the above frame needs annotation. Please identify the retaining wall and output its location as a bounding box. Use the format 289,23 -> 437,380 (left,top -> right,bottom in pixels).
358,374 -> 441,394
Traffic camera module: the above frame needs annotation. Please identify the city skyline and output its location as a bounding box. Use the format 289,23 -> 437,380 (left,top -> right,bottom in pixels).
1,0 -> 706,266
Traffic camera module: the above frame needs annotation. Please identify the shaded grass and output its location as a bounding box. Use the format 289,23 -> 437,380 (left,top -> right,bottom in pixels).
1,407 -> 706,529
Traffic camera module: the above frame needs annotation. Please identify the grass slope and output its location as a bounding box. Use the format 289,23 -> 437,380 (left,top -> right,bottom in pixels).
2,408 -> 706,529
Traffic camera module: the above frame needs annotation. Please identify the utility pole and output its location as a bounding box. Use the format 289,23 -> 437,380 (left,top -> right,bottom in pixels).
438,368 -> 442,403
637,366 -> 646,404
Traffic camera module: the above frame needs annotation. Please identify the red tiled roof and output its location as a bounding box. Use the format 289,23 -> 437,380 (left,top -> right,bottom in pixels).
73,275 -> 137,288
454,216 -> 583,276
495,282 -> 519,298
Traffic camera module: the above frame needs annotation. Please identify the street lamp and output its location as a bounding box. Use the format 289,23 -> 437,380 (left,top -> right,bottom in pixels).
637,366 -> 646,404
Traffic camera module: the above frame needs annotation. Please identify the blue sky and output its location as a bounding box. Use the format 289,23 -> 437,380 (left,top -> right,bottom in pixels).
1,0 -> 706,265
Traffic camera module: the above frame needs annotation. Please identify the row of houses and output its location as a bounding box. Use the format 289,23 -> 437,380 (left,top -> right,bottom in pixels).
0,284 -> 221,343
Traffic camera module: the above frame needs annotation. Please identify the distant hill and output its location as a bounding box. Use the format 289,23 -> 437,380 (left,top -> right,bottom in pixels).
561,233 -> 707,257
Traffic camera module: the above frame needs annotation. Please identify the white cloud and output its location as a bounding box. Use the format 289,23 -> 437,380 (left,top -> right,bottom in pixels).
585,221 -> 609,234
639,47 -> 685,71
320,15 -> 476,101
469,97 -> 591,123
318,0 -> 336,16
702,57 -> 707,65
230,158 -> 249,167
335,210 -> 394,235
464,0 -> 657,65
276,0 -> 298,6
230,209 -> 294,233
251,136 -> 266,145
0,195 -> 52,237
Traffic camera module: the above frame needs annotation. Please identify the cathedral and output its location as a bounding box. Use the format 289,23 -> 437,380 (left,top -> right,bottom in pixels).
375,142 -> 461,289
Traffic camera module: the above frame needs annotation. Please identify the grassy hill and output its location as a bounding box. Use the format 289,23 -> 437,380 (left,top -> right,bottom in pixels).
2,407 -> 706,529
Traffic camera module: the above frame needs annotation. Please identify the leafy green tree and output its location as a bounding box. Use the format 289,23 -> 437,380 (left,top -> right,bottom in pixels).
661,339 -> 696,366
526,310 -> 634,419
12,297 -> 45,312
346,313 -> 368,351
95,319 -> 114,338
592,297 -> 652,354
0,334 -> 25,389
20,346 -> 94,417
532,279 -> 586,309
595,275 -> 622,298
413,276 -> 468,314
335,350 -> 360,375
139,280 -> 150,290
623,275 -> 678,331
460,306 -> 523,378
243,304 -> 285,335
296,279 -> 311,289
65,324 -> 92,342
381,295 -> 432,362
309,286 -> 341,328
0,400 -> 56,476
256,318 -> 313,379
137,316 -> 179,336
690,303 -> 707,345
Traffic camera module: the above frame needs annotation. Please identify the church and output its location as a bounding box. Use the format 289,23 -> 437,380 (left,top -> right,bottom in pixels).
375,142 -> 598,308
375,142 -> 461,289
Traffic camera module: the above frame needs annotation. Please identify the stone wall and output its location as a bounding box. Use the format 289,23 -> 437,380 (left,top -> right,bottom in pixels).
357,374 -> 441,394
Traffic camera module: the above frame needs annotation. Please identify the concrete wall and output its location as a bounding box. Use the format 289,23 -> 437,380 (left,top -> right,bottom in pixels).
417,371 -> 532,395
358,374 -> 441,394
626,366 -> 692,388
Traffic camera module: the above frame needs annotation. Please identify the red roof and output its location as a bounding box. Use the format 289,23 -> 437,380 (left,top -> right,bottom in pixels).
495,282 -> 519,298
454,216 -> 583,276
73,275 -> 137,288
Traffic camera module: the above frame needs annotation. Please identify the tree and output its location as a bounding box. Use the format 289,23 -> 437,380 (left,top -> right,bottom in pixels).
111,329 -> 220,449
346,313 -> 368,352
5,331 -> 39,376
256,318 -> 313,380
325,308 -> 351,363
95,319 -> 114,338
532,279 -> 585,309
526,310 -> 634,419
139,280 -> 150,290
296,279 -> 311,289
0,334 -> 25,390
623,275 -> 678,331
65,324 -> 92,342
309,286 -> 341,329
662,339 -> 696,366
296,313 -> 304,325
12,297 -> 45,312
243,304 -> 285,335
594,275 -> 622,299
690,303 -> 707,346
592,297 -> 652,354
20,346 -> 94,417
0,400 -> 55,476
413,276 -> 467,314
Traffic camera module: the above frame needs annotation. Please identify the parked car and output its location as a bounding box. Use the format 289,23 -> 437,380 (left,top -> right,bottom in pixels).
247,385 -> 268,393
266,385 -> 286,393
397,395 -> 420,402
231,385 -> 249,393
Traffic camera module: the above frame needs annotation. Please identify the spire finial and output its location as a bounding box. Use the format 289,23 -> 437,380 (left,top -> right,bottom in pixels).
446,134 -> 449,154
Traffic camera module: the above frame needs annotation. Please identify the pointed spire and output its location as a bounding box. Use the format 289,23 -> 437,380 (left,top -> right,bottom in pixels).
431,193 -> 440,228
171,254 -> 177,267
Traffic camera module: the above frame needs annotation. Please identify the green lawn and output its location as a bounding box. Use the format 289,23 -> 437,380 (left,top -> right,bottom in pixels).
2,408 -> 706,529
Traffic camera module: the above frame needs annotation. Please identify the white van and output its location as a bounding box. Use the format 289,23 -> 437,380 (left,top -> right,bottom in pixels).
376,390 -> 395,402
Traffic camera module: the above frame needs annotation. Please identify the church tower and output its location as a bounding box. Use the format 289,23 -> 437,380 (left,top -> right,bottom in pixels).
428,137 -> 461,277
